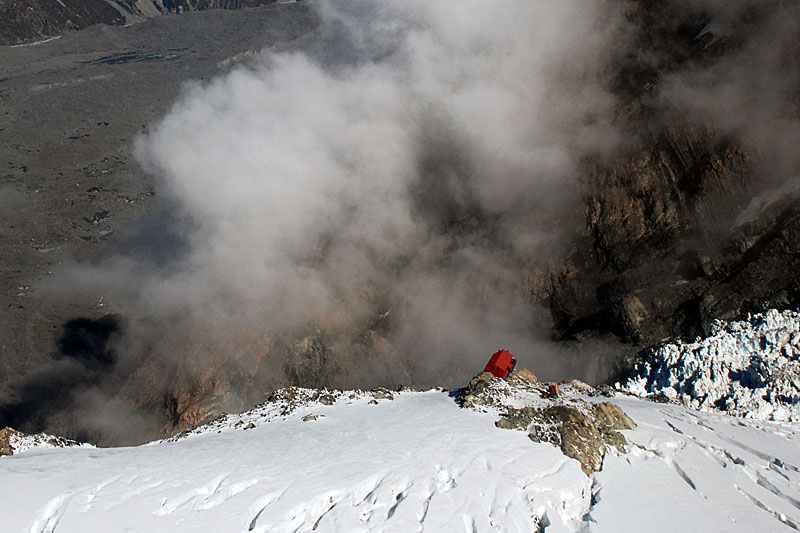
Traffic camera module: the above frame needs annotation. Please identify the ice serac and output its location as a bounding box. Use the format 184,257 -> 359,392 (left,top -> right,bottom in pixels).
622,309 -> 800,422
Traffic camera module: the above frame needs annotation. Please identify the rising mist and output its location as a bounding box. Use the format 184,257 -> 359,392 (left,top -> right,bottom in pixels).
6,0 -> 800,444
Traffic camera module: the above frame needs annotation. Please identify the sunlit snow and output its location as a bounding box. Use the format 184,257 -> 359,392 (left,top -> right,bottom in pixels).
2,383 -> 800,532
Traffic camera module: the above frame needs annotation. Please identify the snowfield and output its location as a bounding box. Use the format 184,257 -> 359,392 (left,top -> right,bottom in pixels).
2,383 -> 800,532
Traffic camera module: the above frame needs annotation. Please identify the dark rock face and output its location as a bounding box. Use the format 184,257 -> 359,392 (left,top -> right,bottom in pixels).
533,1 -> 800,348
546,121 -> 800,346
115,329 -> 276,440
543,126 -> 760,345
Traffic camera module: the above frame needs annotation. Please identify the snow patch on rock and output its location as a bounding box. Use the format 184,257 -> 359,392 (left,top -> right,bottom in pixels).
621,309 -> 800,421
162,386 -> 401,442
0,427 -> 88,456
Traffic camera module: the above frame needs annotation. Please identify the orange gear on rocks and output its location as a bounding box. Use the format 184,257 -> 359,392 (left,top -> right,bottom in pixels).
543,383 -> 559,398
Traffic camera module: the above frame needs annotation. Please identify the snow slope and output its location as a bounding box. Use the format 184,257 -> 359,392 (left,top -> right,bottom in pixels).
593,395 -> 800,532
2,385 -> 800,532
2,390 -> 588,532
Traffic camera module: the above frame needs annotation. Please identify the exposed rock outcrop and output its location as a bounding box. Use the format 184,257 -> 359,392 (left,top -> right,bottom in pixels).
116,328 -> 276,438
166,384 -> 400,441
0,426 -> 82,456
460,371 -> 636,474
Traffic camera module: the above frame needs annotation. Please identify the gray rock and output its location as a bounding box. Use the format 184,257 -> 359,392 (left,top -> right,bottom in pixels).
318,394 -> 336,406
495,406 -> 538,431
370,388 -> 394,401
525,404 -> 631,475
458,372 -> 503,408
487,388 -> 637,474
648,392 -> 672,404
593,402 -> 636,430
593,384 -> 617,397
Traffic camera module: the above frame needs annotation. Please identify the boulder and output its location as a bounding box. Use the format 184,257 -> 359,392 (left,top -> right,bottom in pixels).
593,402 -> 636,430
525,404 -> 632,475
458,372 -> 502,408
370,388 -> 394,401
0,427 -> 17,457
506,368 -> 539,385
464,370 -> 636,474
495,406 -> 538,431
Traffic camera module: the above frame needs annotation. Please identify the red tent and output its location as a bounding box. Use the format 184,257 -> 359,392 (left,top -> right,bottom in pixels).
484,349 -> 517,378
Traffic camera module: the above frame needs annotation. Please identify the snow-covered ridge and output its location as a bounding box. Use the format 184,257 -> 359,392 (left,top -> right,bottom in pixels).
621,309 -> 800,421
3,374 -> 800,531
0,426 -> 88,456
161,386 -> 402,442
2,389 -> 599,532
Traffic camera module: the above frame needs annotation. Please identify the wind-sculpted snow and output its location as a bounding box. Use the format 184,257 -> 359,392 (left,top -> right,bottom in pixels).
0,391 -> 592,532
2,385 -> 800,531
592,396 -> 800,531
622,309 -> 800,421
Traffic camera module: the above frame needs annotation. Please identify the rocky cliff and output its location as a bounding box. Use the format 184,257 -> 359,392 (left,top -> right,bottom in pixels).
531,0 -> 800,348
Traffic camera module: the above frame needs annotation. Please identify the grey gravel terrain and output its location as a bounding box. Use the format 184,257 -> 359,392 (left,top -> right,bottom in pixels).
0,4 -> 318,394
